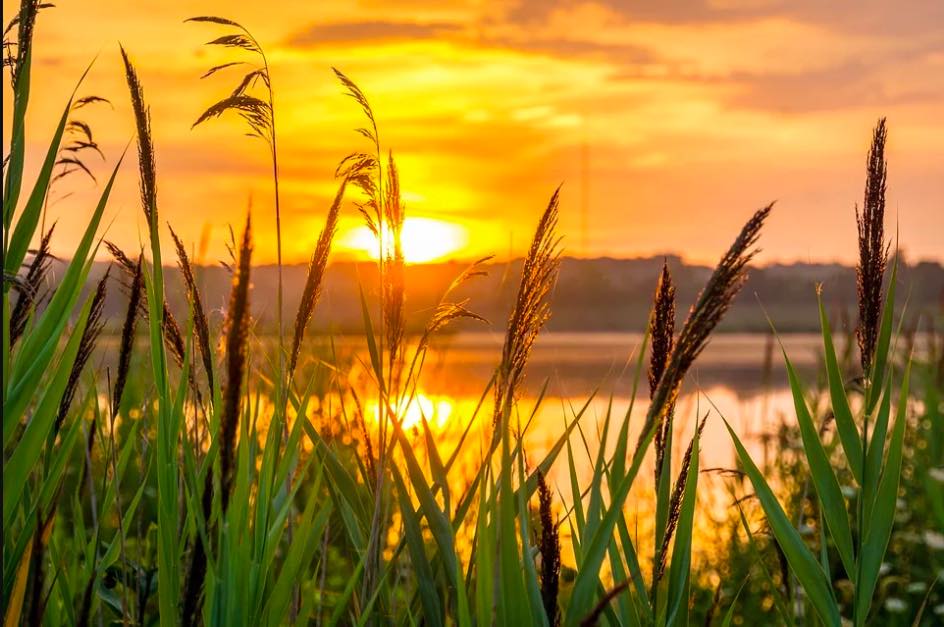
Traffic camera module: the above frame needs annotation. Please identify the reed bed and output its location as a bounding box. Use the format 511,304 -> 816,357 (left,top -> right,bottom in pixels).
2,3 -> 940,626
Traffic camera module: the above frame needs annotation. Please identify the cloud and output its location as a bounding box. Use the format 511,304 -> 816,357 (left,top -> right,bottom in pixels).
287,20 -> 462,47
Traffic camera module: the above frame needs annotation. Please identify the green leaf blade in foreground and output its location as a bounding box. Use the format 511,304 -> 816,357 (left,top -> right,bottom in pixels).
3,294 -> 92,532
723,417 -> 841,627
817,292 -> 863,483
4,152 -> 123,441
855,360 -> 910,625
866,259 -> 897,414
564,414 -> 658,626
391,466 -> 445,627
665,430 -> 700,627
4,60 -> 93,269
783,352 -> 856,582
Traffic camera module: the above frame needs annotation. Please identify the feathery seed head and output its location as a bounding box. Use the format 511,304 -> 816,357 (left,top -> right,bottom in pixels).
494,187 -> 562,431
856,117 -> 888,377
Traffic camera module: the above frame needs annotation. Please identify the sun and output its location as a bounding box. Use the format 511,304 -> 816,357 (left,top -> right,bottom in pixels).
342,217 -> 468,263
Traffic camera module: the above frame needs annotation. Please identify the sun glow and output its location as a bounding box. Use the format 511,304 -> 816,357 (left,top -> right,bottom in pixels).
363,393 -> 455,430
342,217 -> 468,263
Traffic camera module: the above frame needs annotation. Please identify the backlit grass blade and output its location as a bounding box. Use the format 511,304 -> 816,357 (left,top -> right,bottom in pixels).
421,413 -> 450,514
855,359 -> 910,625
3,42 -> 31,228
866,259 -> 897,413
262,474 -> 331,626
564,404 -> 660,626
862,375 -> 892,518
474,464 -> 495,622
782,348 -> 856,581
723,417 -> 841,627
719,579 -> 748,627
391,411 -> 462,595
665,429 -> 700,627
3,534 -> 32,627
817,291 -> 863,483
327,552 -> 367,626
517,444 -> 551,626
3,62 -> 92,259
3,294 -> 93,531
4,153 -> 123,438
496,403 -> 530,625
392,465 -> 445,627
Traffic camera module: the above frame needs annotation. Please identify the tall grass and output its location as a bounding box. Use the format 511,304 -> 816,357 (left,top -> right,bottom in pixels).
2,3 -> 939,626
723,118 -> 908,627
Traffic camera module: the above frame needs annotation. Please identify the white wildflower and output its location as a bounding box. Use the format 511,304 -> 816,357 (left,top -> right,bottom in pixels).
923,530 -> 944,550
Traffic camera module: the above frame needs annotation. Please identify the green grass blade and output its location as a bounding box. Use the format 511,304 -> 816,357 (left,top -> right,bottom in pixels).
817,291 -> 863,483
391,413 -> 462,595
866,259 -> 897,413
4,153 -> 123,439
782,350 -> 856,581
723,417 -> 841,627
665,430 -> 700,627
3,295 -> 92,531
392,465 -> 445,627
863,375 -> 893,520
855,359 -> 910,625
720,578 -> 748,627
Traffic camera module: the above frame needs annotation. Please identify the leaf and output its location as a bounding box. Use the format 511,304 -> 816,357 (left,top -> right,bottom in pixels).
665,428 -> 700,626
855,360 -> 910,623
186,15 -> 245,28
200,61 -> 245,78
720,579 -> 748,627
391,467 -> 444,627
782,348 -> 856,581
866,259 -> 897,413
817,290 -> 863,482
3,535 -> 32,627
205,33 -> 258,52
723,417 -> 841,627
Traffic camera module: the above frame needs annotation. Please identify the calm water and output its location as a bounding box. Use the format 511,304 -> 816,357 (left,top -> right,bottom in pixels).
315,332 -> 830,493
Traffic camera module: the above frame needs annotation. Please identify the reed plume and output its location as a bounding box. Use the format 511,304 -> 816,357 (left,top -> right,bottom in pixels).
105,241 -> 187,368
10,223 -> 54,345
120,45 -> 157,229
112,256 -> 143,418
537,470 -> 561,626
170,226 -> 214,393
182,214 -> 252,624
2,0 -> 42,88
187,16 -> 273,144
414,257 -> 491,352
188,16 -> 285,407
55,269 -> 109,433
494,187 -> 562,431
289,178 -> 347,377
49,98 -> 110,189
855,117 -> 888,378
654,414 -> 708,586
650,261 -> 676,485
332,69 -> 390,609
220,213 -> 252,511
333,68 -> 382,243
638,203 -> 771,452
383,153 -> 405,387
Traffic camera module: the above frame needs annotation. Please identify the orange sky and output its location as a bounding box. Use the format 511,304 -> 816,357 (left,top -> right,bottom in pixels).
4,0 -> 943,265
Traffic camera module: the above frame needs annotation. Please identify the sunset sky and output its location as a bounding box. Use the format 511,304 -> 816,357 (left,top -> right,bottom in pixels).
4,0 -> 943,265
